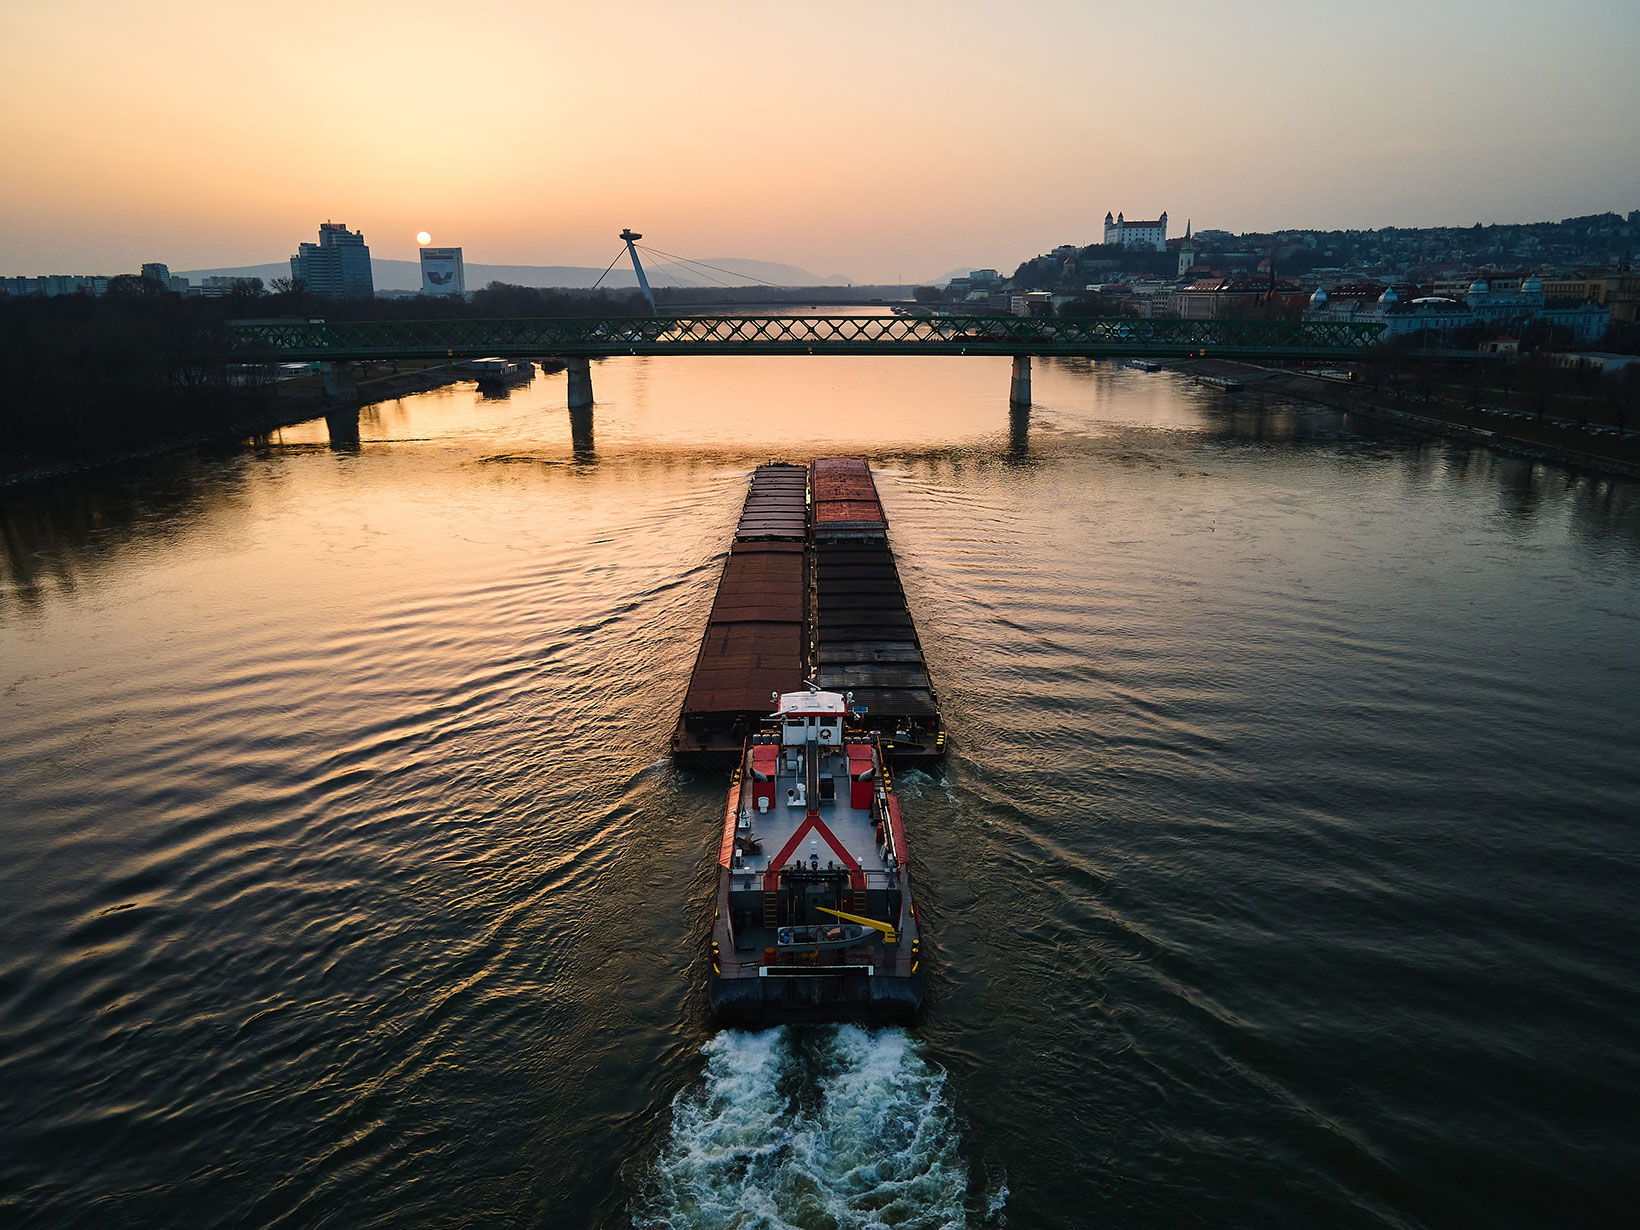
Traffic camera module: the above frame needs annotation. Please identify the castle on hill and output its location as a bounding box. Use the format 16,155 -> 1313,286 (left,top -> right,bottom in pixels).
1104,211 -> 1168,251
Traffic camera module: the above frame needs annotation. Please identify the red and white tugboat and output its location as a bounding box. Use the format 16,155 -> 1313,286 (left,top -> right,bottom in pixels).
708,685 -> 923,1025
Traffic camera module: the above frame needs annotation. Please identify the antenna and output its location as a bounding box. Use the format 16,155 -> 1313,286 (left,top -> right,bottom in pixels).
620,229 -> 656,313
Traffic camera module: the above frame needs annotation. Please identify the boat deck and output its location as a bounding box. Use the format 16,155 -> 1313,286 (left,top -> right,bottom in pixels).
729,748 -> 890,879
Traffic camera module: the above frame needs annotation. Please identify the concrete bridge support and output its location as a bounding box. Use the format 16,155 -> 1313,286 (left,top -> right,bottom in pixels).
1009,355 -> 1032,407
566,357 -> 594,409
320,361 -> 357,401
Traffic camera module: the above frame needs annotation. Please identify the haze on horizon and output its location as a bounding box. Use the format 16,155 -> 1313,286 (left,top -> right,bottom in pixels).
2,0 -> 1637,282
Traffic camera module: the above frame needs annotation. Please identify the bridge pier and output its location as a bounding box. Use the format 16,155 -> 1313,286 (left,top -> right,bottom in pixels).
1009,355 -> 1031,407
320,361 -> 357,401
566,357 -> 594,409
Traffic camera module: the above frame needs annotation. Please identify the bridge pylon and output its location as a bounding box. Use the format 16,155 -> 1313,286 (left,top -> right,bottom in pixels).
1009,355 -> 1031,407
567,357 -> 594,409
620,229 -> 656,313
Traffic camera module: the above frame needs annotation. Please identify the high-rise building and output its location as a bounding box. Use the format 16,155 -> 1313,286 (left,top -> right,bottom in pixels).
419,246 -> 465,296
290,221 -> 374,298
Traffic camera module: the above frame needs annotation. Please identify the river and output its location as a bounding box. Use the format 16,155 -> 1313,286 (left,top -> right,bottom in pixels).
2,354 -> 1638,1227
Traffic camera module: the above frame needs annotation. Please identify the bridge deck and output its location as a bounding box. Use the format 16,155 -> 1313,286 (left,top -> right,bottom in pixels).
227,314 -> 1386,362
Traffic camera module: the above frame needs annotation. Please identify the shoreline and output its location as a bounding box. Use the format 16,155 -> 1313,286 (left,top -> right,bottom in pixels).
1168,358 -> 1640,481
1,364 -> 486,489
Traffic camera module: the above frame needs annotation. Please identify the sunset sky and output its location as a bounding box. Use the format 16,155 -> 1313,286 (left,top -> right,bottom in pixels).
2,0 -> 1637,281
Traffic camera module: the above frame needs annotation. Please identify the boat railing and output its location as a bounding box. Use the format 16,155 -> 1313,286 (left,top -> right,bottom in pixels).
714,942 -> 915,979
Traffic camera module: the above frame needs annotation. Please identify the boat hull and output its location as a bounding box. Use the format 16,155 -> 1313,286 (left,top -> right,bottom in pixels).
709,966 -> 922,1028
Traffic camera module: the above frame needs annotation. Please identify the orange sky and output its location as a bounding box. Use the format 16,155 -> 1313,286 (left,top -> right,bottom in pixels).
2,0 -> 1637,280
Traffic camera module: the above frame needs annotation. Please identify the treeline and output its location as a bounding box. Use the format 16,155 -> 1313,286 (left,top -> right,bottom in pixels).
0,284 -> 649,465
0,294 -> 260,462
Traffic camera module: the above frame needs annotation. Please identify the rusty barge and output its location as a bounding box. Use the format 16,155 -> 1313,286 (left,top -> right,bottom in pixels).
671,459 -> 945,767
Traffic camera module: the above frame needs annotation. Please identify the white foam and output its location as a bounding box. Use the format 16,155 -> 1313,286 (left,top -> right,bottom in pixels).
636,1026 -> 981,1229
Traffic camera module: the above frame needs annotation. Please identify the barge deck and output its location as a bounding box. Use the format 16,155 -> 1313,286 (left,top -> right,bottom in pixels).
810,458 -> 945,761
672,458 -> 944,767
671,464 -> 809,766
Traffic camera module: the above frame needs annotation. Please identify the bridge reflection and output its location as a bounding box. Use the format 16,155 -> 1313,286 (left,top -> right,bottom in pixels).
569,405 -> 595,462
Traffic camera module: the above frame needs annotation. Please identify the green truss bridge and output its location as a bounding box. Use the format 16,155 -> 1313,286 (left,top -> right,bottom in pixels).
227,314 -> 1386,409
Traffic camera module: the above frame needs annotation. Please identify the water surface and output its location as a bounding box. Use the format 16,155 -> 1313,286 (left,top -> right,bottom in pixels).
3,354 -> 1638,1227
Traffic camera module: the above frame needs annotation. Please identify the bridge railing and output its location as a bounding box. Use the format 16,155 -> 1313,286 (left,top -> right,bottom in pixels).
226,314 -> 1387,361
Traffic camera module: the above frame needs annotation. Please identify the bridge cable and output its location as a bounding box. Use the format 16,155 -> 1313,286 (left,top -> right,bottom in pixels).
635,243 -> 792,290
635,245 -> 741,291
587,247 -> 631,292
641,252 -> 690,290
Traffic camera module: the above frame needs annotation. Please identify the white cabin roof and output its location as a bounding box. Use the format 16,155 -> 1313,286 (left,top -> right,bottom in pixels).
775,689 -> 847,717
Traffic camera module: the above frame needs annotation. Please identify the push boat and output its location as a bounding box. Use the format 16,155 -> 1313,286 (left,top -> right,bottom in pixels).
708,685 -> 922,1026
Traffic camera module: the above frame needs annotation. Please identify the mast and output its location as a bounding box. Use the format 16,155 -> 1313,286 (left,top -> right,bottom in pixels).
620,228 -> 656,313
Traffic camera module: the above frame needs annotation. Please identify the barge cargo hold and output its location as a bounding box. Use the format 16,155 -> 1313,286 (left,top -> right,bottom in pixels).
709,687 -> 922,1026
671,464 -> 808,767
672,458 -> 944,768
810,458 -> 945,761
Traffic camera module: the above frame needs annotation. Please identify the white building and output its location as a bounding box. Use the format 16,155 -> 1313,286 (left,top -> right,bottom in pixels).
1305,277 -> 1610,345
419,246 -> 465,296
1,274 -> 109,297
1104,211 -> 1168,251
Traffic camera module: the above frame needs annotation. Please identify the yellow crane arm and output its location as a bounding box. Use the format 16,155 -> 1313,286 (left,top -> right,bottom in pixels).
813,906 -> 897,945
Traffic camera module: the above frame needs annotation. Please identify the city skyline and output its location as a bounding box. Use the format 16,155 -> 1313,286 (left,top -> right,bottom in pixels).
2,0 -> 1638,281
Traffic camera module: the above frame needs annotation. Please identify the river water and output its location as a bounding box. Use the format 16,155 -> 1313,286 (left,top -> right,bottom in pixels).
2,354 -> 1638,1228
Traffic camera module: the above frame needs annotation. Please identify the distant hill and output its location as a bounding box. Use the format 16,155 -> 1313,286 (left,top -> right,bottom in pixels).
928,265 -> 996,286
177,256 -> 854,292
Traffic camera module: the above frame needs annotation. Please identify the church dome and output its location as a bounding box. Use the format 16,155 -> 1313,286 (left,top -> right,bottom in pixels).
1468,279 -> 1491,297
1378,286 -> 1399,307
1310,287 -> 1329,306
1520,275 -> 1543,295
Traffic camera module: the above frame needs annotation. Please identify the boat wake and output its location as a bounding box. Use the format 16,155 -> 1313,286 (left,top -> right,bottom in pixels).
635,1026 -> 995,1229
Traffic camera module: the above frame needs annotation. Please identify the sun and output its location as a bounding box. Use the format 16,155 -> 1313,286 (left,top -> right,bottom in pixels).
416,231 -> 432,246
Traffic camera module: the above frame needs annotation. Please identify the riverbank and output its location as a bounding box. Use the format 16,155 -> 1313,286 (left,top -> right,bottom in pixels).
0,363 -> 494,489
1170,358 -> 1640,480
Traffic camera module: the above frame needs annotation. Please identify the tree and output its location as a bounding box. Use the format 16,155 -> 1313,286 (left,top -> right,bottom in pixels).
105,273 -> 153,299
1608,364 -> 1640,433
1523,355 -> 1556,421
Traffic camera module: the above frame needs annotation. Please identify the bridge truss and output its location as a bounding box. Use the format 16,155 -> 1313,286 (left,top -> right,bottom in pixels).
228,314 -> 1386,362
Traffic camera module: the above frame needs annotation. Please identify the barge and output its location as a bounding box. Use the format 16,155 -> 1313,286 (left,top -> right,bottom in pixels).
671,465 -> 809,767
677,459 -> 941,1024
810,458 -> 945,761
672,459 -> 945,767
708,686 -> 921,1025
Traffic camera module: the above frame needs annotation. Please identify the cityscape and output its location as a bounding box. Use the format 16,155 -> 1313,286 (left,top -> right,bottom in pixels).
2,3 -> 1639,1228
8,207 -> 1637,359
